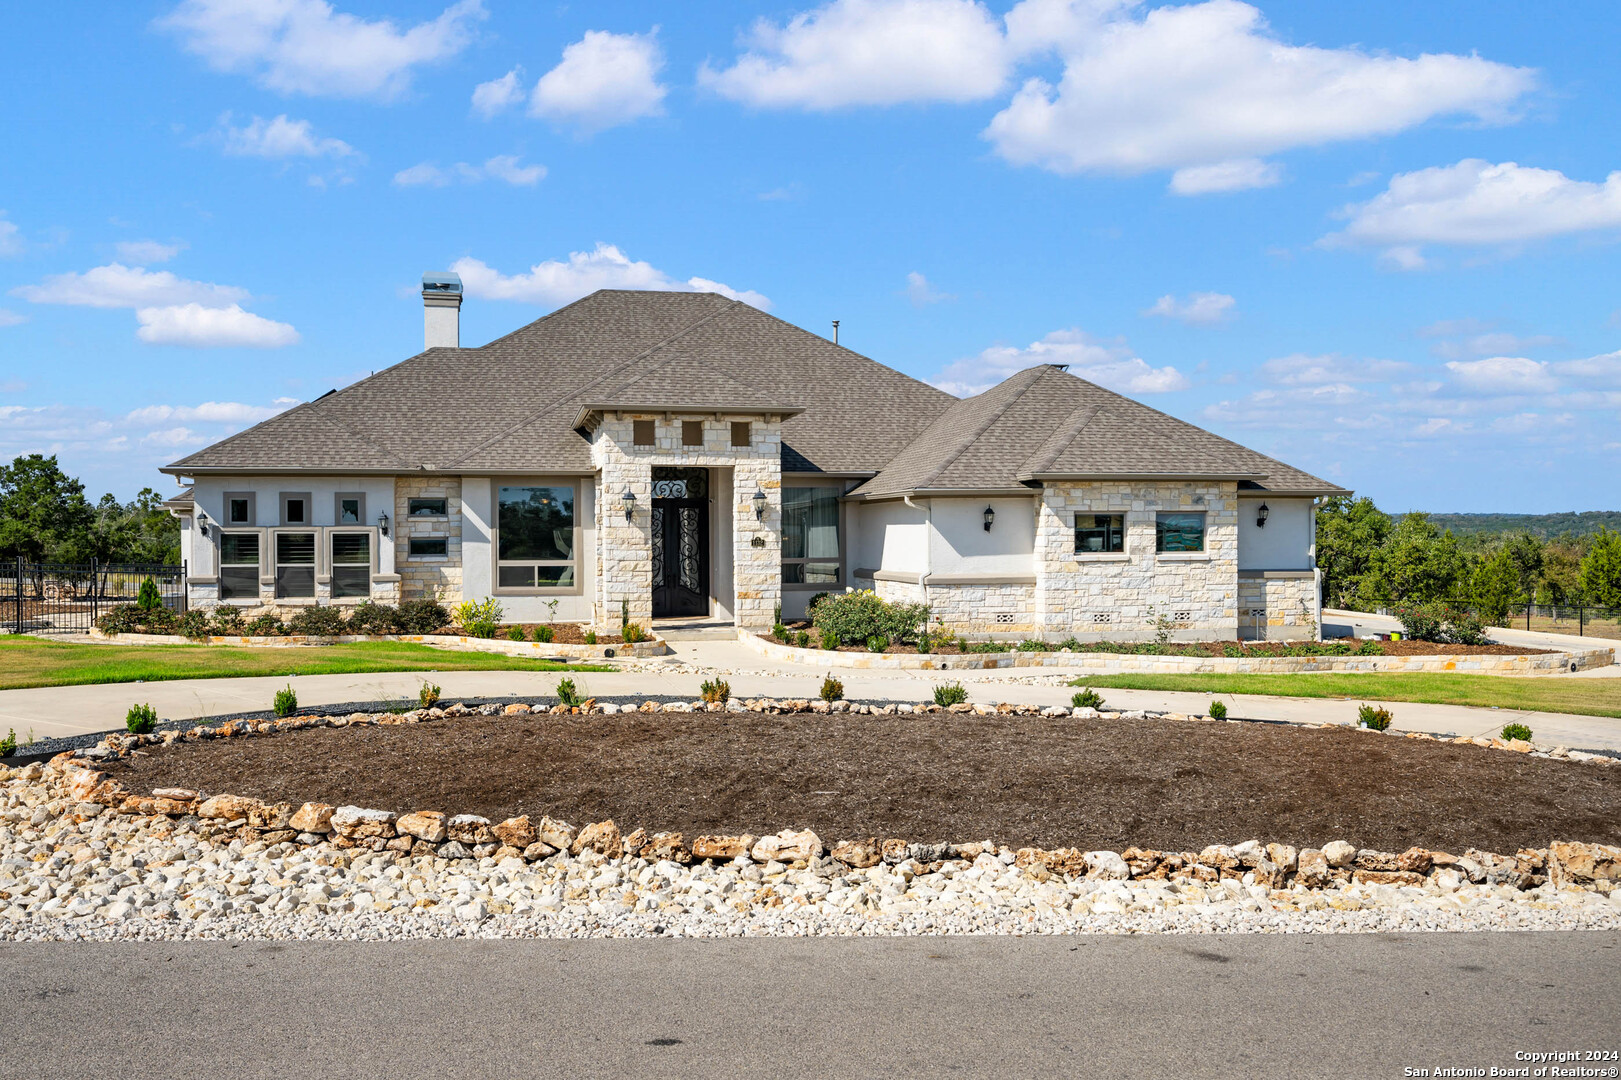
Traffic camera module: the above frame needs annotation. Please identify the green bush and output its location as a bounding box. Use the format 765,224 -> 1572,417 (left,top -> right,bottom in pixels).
1071,688 -> 1105,710
1016,639 -> 1048,652
418,682 -> 441,708
1355,638 -> 1385,656
506,625 -> 526,641
126,703 -> 158,735
583,629 -> 597,645
622,623 -> 648,644
175,609 -> 210,640
208,606 -> 247,635
934,682 -> 969,707
1500,722 -> 1533,742
820,675 -> 844,702
349,601 -> 401,635
451,597 -> 503,639
0,728 -> 14,757
272,685 -> 298,718
1444,607 -> 1490,646
793,630 -> 811,649
1357,703 -> 1392,731
397,599 -> 450,635
247,612 -> 285,636
806,592 -> 831,619
818,628 -> 840,650
866,633 -> 889,653
1207,699 -> 1227,720
1394,601 -> 1490,646
287,605 -> 348,636
556,678 -> 583,708
700,677 -> 731,703
136,577 -> 163,611
812,590 -> 930,646
772,622 -> 790,642
534,625 -> 555,643
95,604 -> 142,635
916,631 -> 931,654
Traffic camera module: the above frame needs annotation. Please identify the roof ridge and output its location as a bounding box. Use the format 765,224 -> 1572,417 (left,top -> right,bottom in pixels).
301,405 -> 417,469
1019,396 -> 1100,478
467,288 -> 626,352
893,364 -> 1050,492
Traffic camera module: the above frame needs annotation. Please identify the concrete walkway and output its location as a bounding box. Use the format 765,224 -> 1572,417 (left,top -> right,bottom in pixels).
2,635 -> 1618,753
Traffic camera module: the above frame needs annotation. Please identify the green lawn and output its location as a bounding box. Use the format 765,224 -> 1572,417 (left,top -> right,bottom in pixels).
0,637 -> 606,691
1070,672 -> 1621,719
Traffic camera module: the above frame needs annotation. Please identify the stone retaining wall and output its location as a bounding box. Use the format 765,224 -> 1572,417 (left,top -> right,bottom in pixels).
87,629 -> 667,659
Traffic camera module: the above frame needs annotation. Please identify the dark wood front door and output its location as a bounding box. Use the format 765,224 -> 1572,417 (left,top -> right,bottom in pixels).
652,498 -> 709,618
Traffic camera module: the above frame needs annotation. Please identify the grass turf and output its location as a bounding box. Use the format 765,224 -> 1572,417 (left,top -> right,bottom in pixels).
0,637 -> 606,691
1069,672 -> 1621,719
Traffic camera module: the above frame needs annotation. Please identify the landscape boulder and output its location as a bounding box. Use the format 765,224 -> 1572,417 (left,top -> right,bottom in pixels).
289,803 -> 335,834
645,832 -> 691,863
1085,850 -> 1130,880
751,830 -> 823,864
1296,849 -> 1329,888
330,806 -> 397,840
397,811 -> 448,843
1321,840 -> 1356,868
536,817 -> 577,851
573,820 -> 624,858
831,838 -> 881,868
1546,841 -> 1621,888
447,814 -> 493,845
492,816 -> 537,850
691,835 -> 759,861
198,794 -> 260,822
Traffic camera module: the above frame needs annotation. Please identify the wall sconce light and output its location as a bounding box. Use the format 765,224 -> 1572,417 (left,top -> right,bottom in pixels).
197,512 -> 210,538
1256,503 -> 1269,528
622,487 -> 637,521
752,487 -> 768,521
377,511 -> 390,537
983,505 -> 995,531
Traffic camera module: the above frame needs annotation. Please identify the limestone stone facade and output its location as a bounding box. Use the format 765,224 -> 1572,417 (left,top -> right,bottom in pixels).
874,577 -> 1039,636
1238,572 -> 1320,641
395,477 -> 463,603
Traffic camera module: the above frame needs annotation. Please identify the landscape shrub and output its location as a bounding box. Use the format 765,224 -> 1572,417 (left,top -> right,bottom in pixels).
396,599 -> 450,635
125,703 -> 157,735
1207,699 -> 1227,720
534,625 -> 555,643
805,592 -> 831,620
866,633 -> 889,653
287,605 -> 348,636
700,677 -> 731,704
208,606 -> 247,635
349,601 -> 401,635
95,604 -> 143,635
1355,638 -> 1385,656
142,606 -> 178,633
1443,607 -> 1490,646
811,590 -> 930,646
793,630 -> 811,649
933,682 -> 968,707
818,628 -> 840,650
175,609 -> 210,640
915,630 -> 931,653
246,613 -> 285,636
1500,722 -> 1533,742
0,728 -> 14,757
1394,602 -> 1490,646
1016,640 -> 1048,652
1357,703 -> 1392,731
773,621 -> 790,642
272,685 -> 298,718
583,629 -> 597,645
556,678 -> 583,708
135,577 -> 163,611
819,675 -> 844,702
418,682 -> 441,708
1071,688 -> 1105,710
505,625 -> 526,641
451,597 -> 503,639
621,623 -> 648,644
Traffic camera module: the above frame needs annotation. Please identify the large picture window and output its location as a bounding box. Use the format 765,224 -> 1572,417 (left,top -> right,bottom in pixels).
782,486 -> 841,584
1075,513 -> 1125,553
497,485 -> 576,589
219,533 -> 259,600
331,533 -> 371,599
1156,512 -> 1206,553
275,532 -> 316,597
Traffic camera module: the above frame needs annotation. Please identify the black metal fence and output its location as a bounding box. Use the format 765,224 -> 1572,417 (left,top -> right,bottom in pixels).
1,559 -> 186,635
1351,598 -> 1621,640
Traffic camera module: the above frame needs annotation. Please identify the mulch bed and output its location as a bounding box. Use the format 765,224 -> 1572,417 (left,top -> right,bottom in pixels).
102,712 -> 1621,853
428,624 -> 623,645
764,631 -> 1549,657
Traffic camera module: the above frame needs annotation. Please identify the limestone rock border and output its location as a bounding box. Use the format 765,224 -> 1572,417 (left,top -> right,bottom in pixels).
87,628 -> 667,659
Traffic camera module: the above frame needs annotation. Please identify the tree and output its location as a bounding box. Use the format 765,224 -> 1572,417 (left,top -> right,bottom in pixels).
1537,541 -> 1585,605
1360,512 -> 1466,603
1470,547 -> 1523,625
0,454 -> 95,561
1315,496 -> 1392,607
1581,529 -> 1621,609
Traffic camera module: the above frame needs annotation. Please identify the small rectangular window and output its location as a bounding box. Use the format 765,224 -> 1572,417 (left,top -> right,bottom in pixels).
1075,513 -> 1125,553
219,533 -> 259,600
731,421 -> 751,447
225,491 -> 255,526
682,420 -> 704,446
285,499 -> 305,524
336,494 -> 364,525
633,419 -> 655,446
408,497 -> 447,517
409,537 -> 448,558
1156,512 -> 1206,553
275,532 -> 316,597
228,498 -> 249,524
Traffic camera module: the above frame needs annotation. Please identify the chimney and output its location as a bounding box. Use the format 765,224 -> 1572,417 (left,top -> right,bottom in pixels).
422,271 -> 462,349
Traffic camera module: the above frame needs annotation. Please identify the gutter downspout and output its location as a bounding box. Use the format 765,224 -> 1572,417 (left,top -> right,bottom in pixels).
903,495 -> 933,587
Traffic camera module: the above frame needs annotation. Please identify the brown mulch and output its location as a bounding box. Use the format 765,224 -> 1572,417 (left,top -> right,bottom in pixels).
102,713 -> 1620,853
428,624 -> 622,644
764,631 -> 1550,657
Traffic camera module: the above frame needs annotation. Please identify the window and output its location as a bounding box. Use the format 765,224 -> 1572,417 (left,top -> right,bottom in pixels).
408,497 -> 447,517
336,492 -> 365,526
782,486 -> 841,584
1156,512 -> 1206,553
682,420 -> 704,446
633,420 -> 655,446
280,492 -> 310,526
1075,513 -> 1125,553
275,532 -> 316,597
219,533 -> 259,600
731,421 -> 751,448
224,492 -> 253,525
331,533 -> 371,599
409,537 -> 448,558
496,485 -> 576,589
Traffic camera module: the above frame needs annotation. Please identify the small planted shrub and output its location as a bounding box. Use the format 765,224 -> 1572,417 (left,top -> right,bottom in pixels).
1071,688 -> 1105,710
418,682 -> 441,708
1444,607 -> 1490,647
916,630 -> 931,654
126,702 -> 158,735
583,629 -> 597,645
95,604 -> 142,635
812,590 -> 930,646
288,605 -> 348,637
1356,638 -> 1385,656
0,728 -> 14,757
806,592 -> 831,619
451,597 -> 503,639
1394,602 -> 1490,646
773,622 -> 790,642
247,612 -> 285,636
397,599 -> 450,635
272,684 -> 298,718
793,630 -> 811,649
175,609 -> 210,640
820,675 -> 844,702
700,677 -> 731,704
818,628 -> 840,651
1501,722 -> 1533,742
1207,699 -> 1228,721
866,633 -> 890,653
208,606 -> 247,635
349,601 -> 401,635
621,622 -> 648,644
505,625 -> 526,641
135,577 -> 163,611
1357,703 -> 1392,731
556,678 -> 583,708
934,681 -> 969,707
534,625 -> 555,644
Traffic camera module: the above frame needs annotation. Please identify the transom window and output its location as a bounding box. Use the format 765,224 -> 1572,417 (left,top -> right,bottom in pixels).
1156,512 -> 1206,553
275,532 -> 316,597
409,537 -> 448,558
731,422 -> 751,448
632,420 -> 655,446
1075,513 -> 1125,553
496,485 -> 576,590
682,420 -> 704,446
219,533 -> 259,600
408,497 -> 447,517
331,533 -> 371,599
782,486 -> 841,585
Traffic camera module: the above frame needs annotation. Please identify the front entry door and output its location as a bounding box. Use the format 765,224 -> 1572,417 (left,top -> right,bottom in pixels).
651,468 -> 710,618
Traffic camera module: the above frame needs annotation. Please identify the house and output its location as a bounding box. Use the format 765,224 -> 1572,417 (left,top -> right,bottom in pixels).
161,276 -> 1347,640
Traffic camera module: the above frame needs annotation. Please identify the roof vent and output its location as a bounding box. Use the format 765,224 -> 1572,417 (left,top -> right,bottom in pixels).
422,271 -> 462,349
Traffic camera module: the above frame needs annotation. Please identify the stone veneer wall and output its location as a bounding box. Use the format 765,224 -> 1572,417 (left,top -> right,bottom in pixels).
1034,481 -> 1239,641
395,477 -> 463,603
1238,574 -> 1319,641
591,414 -> 782,630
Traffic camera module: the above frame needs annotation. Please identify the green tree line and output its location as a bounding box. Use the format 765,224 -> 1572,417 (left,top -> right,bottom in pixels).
0,454 -> 181,564
1317,496 -> 1621,616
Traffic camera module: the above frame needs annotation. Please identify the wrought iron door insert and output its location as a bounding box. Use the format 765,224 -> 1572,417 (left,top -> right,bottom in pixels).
651,468 -> 709,618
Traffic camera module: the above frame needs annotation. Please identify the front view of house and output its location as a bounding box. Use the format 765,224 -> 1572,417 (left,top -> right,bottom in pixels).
162,278 -> 1346,640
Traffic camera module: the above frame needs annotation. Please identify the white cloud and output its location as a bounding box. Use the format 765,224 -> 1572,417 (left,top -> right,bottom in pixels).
472,67 -> 524,118
222,113 -> 354,157
530,30 -> 666,132
904,271 -> 953,307
124,399 -> 294,425
1425,329 -> 1561,360
1327,160 -> 1621,262
114,240 -> 184,264
1143,291 -> 1235,325
13,263 -> 250,309
932,327 -> 1188,396
140,427 -> 206,448
1202,383 -> 1373,429
135,304 -> 301,347
700,0 -> 1010,109
451,244 -> 772,310
159,0 -> 485,99
1257,353 -> 1408,386
0,212 -> 20,257
1168,159 -> 1282,195
0,309 -> 27,328
986,0 -> 1533,183
1378,245 -> 1428,271
393,155 -> 546,188
1444,355 -> 1558,394
1555,349 -> 1621,387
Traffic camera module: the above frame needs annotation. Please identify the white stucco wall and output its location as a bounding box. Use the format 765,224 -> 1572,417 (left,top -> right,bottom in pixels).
851,500 -> 928,575
459,475 -> 598,622
928,497 -> 1036,577
1236,497 -> 1313,571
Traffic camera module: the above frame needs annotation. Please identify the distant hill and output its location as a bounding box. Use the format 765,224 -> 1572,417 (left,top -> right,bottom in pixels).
1398,511 -> 1621,539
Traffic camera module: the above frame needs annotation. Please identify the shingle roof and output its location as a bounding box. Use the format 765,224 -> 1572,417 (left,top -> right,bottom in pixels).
848,365 -> 1346,498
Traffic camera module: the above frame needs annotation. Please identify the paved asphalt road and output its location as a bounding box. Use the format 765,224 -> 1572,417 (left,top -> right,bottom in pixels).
2,933 -> 1616,1079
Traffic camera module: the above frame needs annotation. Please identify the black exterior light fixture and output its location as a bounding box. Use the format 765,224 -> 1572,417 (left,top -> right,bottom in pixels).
622,487 -> 637,521
752,487 -> 768,521
377,510 -> 390,537
983,505 -> 995,531
197,511 -> 210,538
1256,502 -> 1270,528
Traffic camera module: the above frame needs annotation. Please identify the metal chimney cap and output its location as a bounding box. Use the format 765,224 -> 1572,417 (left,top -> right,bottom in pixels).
421,272 -> 462,294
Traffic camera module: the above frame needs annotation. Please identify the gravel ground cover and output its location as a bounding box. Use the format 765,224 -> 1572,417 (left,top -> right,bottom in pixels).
99,710 -> 1621,853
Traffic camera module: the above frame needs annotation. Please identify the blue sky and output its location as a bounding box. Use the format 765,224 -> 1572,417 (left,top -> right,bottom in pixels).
2,0 -> 1618,511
